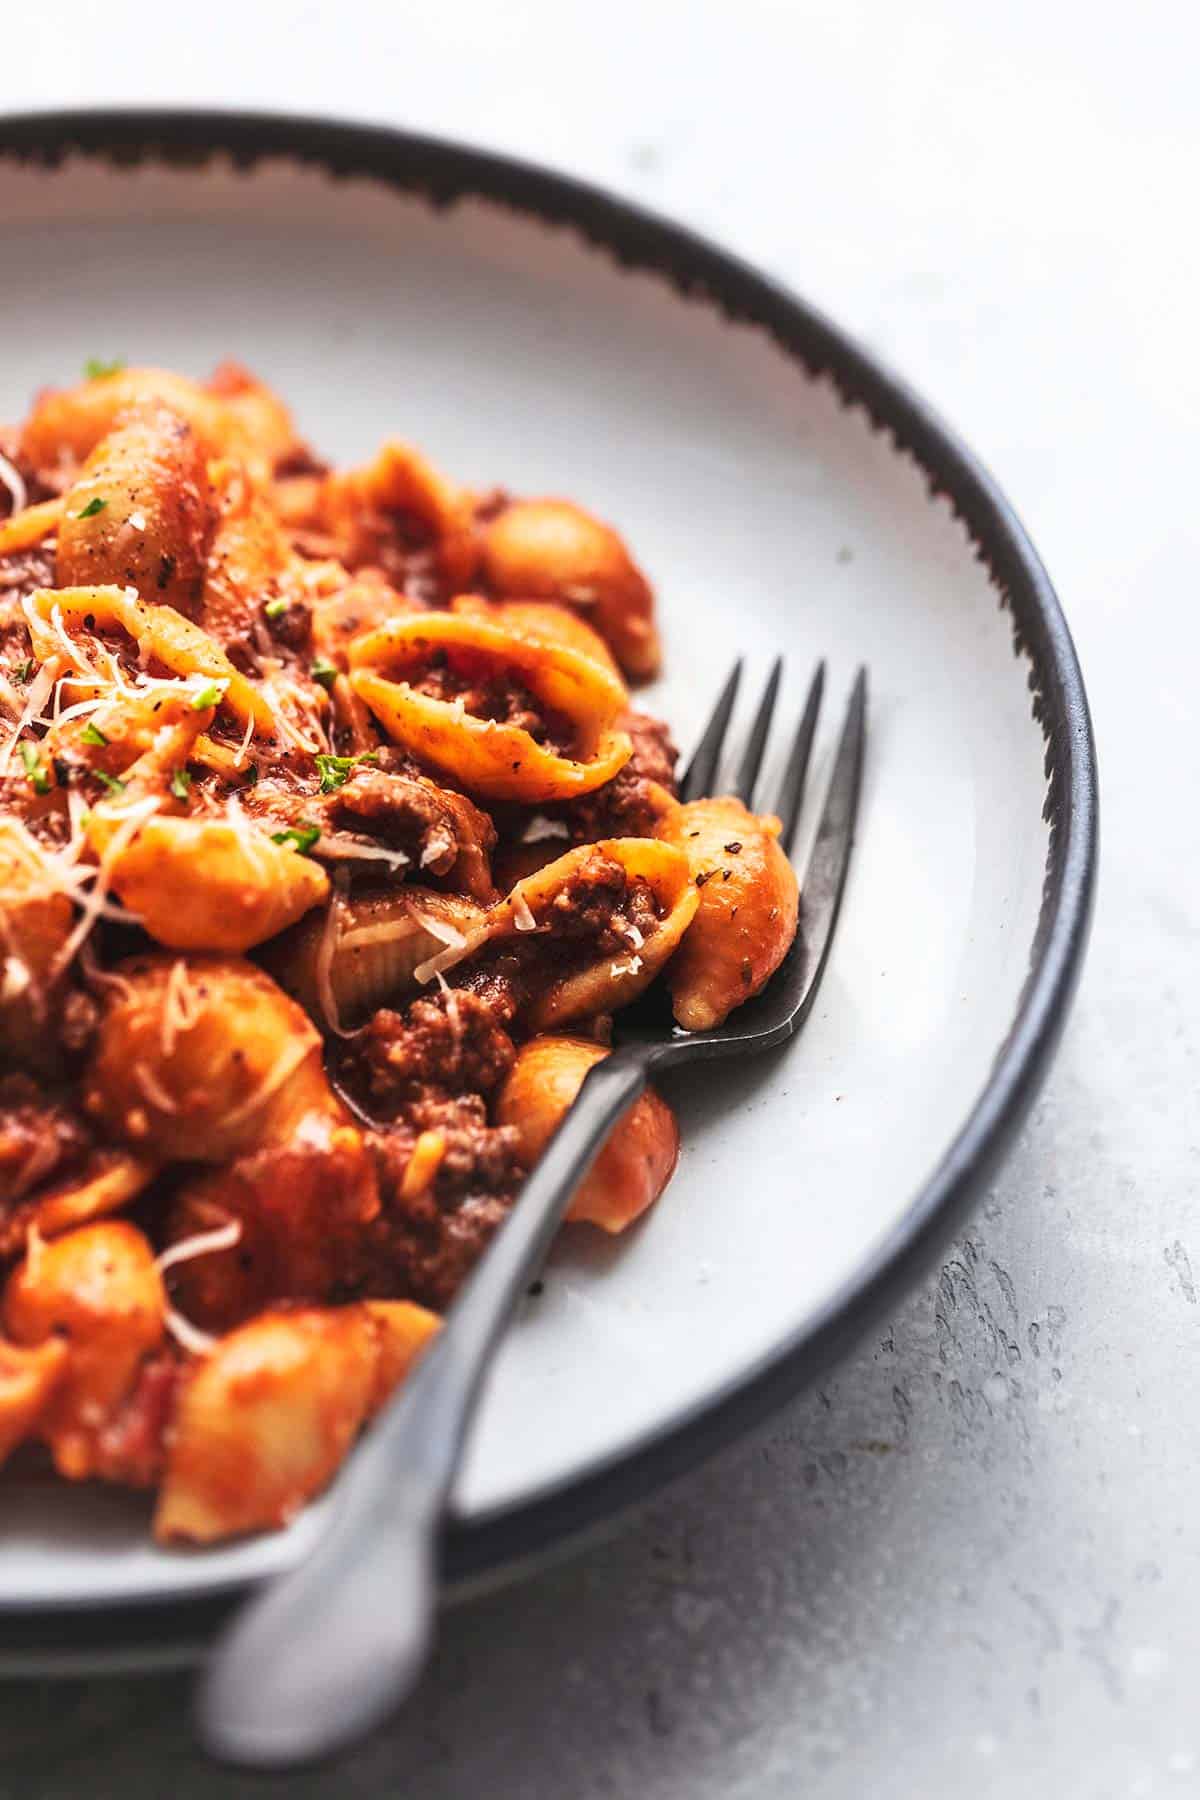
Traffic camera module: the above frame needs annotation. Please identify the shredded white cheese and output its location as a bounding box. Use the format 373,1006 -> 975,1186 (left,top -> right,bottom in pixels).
0,956 -> 31,1002
161,958 -> 202,1058
48,795 -> 160,982
232,706 -> 255,768
156,1218 -> 242,1275
219,1032 -> 318,1135
411,911 -> 488,985
132,1060 -> 179,1115
520,815 -> 570,844
512,893 -> 539,933
317,834 -> 410,872
0,659 -> 58,774
164,1306 -> 218,1357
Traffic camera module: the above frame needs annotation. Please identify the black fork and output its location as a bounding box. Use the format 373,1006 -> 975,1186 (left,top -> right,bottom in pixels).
199,659 -> 869,1770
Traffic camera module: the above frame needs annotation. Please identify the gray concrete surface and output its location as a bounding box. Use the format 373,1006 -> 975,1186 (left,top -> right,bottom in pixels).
1,4 -> 1196,1794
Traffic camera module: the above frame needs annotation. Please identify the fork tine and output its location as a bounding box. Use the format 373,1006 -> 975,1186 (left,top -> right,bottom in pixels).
731,656 -> 783,806
774,659 -> 826,850
790,668 -> 867,1024
679,658 -> 742,801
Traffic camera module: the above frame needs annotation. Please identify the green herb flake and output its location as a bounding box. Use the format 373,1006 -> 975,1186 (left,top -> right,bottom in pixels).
14,659 -> 32,684
83,357 -> 125,381
242,762 -> 259,787
170,767 -> 192,802
264,598 -> 288,620
190,681 -> 226,711
271,824 -> 321,855
95,771 -> 127,797
76,496 -> 108,520
310,659 -> 338,691
80,721 -> 109,747
314,750 -> 378,794
19,743 -> 51,795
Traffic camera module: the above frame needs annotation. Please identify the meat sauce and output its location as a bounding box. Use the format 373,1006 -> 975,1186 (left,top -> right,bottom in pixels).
410,647 -> 575,756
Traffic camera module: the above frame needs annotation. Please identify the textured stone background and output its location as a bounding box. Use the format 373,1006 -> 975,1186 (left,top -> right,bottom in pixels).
1,4 -> 1196,1794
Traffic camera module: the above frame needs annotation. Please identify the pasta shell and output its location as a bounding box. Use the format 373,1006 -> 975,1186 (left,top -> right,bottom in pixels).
265,886 -> 489,1029
656,795 -> 799,1030
480,498 -> 661,680
0,1151 -> 159,1261
83,954 -> 334,1162
490,837 -> 698,1028
449,594 -> 625,685
348,612 -> 631,803
55,407 -> 212,613
19,364 -> 283,484
153,1298 -> 440,1544
496,1036 -> 678,1232
154,1307 -> 377,1542
0,821 -> 74,1069
362,1300 -> 441,1413
0,1337 -> 69,1466
3,1221 -> 165,1480
84,811 -> 329,954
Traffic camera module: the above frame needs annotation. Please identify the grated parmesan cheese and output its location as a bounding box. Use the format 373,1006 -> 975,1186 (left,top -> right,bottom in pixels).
411,910 -> 488,985
0,658 -> 58,774
512,893 -> 539,933
161,958 -> 202,1058
164,1306 -> 218,1357
316,834 -> 410,872
48,795 -> 160,982
232,706 -> 255,768
0,956 -> 31,1002
520,815 -> 570,844
132,1060 -> 179,1115
156,1218 -> 242,1275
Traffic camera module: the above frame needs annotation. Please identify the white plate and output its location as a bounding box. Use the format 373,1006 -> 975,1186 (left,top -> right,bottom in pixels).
0,112 -> 1096,1645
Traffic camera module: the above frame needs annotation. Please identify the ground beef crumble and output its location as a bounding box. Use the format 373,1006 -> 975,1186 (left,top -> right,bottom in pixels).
546,853 -> 660,956
331,990 -> 526,1310
549,708 -> 678,840
0,1075 -> 92,1213
339,989 -> 516,1116
414,653 -> 574,755
327,761 -> 496,884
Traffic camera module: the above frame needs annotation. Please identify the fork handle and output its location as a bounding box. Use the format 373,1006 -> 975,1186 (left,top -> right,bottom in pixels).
198,1044 -> 651,1769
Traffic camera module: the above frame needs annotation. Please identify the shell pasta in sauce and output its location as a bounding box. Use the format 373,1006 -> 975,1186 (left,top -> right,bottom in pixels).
0,363 -> 798,1543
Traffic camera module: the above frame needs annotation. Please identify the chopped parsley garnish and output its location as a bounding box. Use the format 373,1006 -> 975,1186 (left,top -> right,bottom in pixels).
76,496 -> 107,520
14,659 -> 32,684
84,357 -> 125,380
190,681 -> 226,711
95,771 -> 127,797
242,762 -> 259,787
271,824 -> 321,854
80,721 -> 109,747
264,598 -> 288,620
310,659 -> 338,691
314,750 -> 377,793
19,743 -> 51,795
170,767 -> 192,802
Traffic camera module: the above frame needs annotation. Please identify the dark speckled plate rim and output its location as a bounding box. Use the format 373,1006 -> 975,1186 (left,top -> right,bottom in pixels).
0,107 -> 1097,1658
